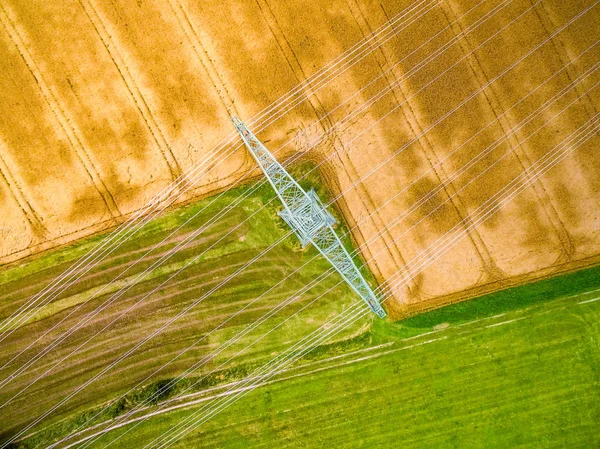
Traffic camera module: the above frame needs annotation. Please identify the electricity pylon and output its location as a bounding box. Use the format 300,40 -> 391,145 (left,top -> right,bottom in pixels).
232,117 -> 386,318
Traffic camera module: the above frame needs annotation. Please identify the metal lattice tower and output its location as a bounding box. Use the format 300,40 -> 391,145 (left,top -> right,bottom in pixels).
232,117 -> 386,318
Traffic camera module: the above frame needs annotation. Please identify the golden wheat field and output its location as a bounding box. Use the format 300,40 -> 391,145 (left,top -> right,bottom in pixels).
0,0 -> 598,315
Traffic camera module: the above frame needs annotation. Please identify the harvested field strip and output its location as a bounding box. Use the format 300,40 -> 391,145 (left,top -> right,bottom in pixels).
51,263 -> 600,449
0,164 -> 369,440
0,250 -> 271,332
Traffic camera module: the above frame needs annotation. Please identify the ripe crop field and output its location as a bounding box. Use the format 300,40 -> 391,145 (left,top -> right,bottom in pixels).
25,264 -> 600,448
0,0 -> 598,311
0,165 -> 371,444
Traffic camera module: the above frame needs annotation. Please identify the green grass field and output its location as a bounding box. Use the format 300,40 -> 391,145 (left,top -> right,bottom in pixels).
0,163 -> 371,446
73,264 -> 600,449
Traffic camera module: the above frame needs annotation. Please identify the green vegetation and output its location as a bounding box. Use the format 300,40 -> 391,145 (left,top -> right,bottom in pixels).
78,264 -> 599,448
0,162 -> 370,445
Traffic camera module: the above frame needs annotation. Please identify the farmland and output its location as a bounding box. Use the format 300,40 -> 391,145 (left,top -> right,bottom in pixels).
20,262 -> 600,448
0,0 -> 598,312
1,0 -> 600,447
0,164 -> 371,443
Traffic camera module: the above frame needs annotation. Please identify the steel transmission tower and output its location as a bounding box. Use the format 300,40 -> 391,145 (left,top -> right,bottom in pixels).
232,117 -> 386,318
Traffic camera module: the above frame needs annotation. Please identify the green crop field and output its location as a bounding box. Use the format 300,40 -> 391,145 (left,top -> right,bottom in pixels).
65,264 -> 600,449
0,163 -> 372,446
